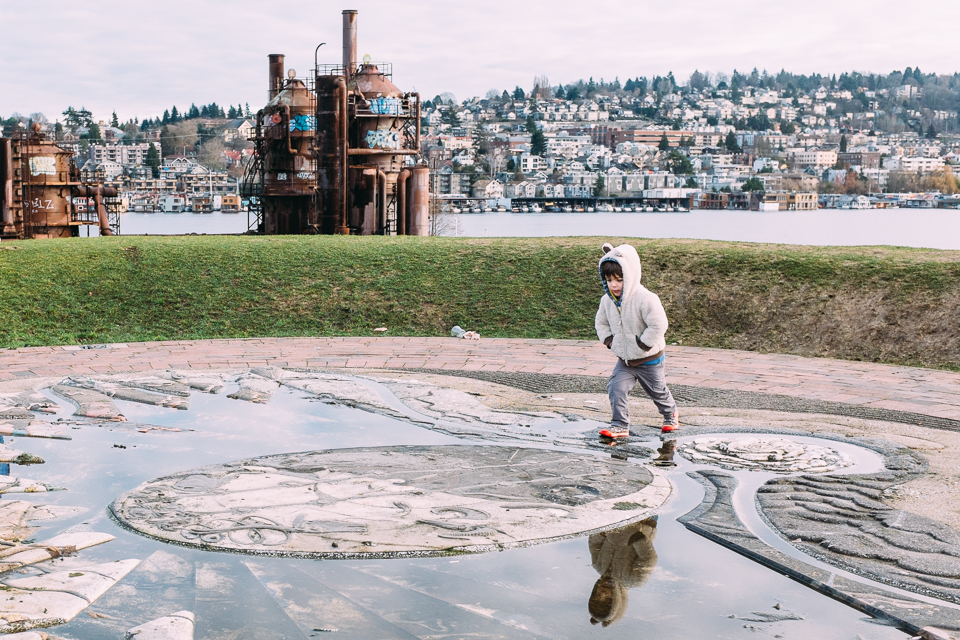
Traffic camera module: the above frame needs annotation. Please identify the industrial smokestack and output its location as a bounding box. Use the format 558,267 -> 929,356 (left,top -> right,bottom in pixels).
342,10 -> 357,83
268,54 -> 285,100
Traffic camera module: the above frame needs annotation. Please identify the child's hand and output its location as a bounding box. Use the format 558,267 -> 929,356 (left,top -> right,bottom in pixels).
636,336 -> 652,351
604,336 -> 613,349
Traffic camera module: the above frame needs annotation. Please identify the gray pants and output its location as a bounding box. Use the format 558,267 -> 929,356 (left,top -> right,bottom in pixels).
608,358 -> 677,428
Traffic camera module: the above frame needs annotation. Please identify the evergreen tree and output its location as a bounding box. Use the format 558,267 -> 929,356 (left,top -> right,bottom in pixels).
666,150 -> 693,175
593,174 -> 605,196
513,86 -> 526,100
441,108 -> 461,126
170,106 -> 180,122
724,131 -> 742,152
189,103 -> 201,119
244,103 -> 252,117
926,124 -> 937,138
111,111 -> 119,127
146,143 -> 161,178
658,133 -> 670,151
86,123 -> 101,141
530,128 -> 547,156
742,177 -> 765,192
227,105 -> 238,119
839,134 -> 847,152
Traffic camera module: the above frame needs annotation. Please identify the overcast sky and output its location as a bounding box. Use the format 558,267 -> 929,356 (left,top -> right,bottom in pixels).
3,0 -> 958,123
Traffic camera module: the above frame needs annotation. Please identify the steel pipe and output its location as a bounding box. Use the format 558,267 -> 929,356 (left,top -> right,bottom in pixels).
283,106 -> 296,155
1,139 -> 13,229
410,166 -> 430,236
347,148 -> 419,156
268,54 -> 285,100
335,77 -> 350,234
94,187 -> 113,236
396,168 -> 411,235
377,168 -> 387,234
342,10 -> 357,83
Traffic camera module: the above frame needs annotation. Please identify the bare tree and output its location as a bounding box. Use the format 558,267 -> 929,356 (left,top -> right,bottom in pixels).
486,146 -> 507,176
161,120 -> 199,156
198,138 -> 227,170
532,75 -> 551,100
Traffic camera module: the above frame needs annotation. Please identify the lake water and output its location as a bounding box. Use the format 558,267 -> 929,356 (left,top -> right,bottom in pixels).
111,208 -> 960,250
445,208 -> 960,250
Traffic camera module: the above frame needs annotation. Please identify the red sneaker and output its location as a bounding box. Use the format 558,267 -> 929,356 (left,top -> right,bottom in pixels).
661,412 -> 679,433
599,428 -> 629,439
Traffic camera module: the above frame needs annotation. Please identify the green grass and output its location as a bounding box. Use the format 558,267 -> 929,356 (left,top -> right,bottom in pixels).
1,236 -> 958,370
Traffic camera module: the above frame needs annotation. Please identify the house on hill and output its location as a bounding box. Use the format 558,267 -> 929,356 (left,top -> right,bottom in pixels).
222,118 -> 255,143
471,178 -> 503,199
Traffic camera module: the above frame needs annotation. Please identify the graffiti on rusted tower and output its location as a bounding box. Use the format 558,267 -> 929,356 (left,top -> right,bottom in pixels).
0,123 -> 120,239
242,10 -> 427,235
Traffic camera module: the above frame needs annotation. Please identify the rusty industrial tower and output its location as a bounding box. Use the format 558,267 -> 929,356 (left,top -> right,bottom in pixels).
0,124 -> 120,239
243,10 -> 428,235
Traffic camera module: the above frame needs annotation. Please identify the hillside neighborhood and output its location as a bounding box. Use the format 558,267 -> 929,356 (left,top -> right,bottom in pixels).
4,67 -> 960,213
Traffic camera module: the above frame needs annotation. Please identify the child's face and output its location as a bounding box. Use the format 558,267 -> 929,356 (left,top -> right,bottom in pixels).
606,274 -> 624,297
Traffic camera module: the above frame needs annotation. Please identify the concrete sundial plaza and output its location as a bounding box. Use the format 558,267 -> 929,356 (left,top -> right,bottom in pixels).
1,336 -> 960,639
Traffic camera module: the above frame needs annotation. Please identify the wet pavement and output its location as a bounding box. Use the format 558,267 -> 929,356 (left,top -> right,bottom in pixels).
0,371 -> 949,638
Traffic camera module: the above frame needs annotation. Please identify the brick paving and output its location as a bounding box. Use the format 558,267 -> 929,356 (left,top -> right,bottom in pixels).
2,337 -> 959,420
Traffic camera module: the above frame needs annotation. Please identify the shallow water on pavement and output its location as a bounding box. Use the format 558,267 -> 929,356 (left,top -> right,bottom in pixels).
10,383 -> 910,639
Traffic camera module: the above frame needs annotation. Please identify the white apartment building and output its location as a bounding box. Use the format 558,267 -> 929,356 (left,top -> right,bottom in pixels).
545,133 -> 591,158
882,156 -> 945,173
88,143 -> 154,166
519,153 -> 549,173
787,148 -> 837,169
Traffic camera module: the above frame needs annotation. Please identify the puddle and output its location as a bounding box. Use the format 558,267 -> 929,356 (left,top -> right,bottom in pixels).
5,381 -> 913,638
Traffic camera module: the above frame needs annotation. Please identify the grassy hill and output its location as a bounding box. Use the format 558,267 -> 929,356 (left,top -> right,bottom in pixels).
1,235 -> 958,370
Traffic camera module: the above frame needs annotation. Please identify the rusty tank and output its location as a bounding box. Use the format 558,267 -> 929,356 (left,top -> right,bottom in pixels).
243,9 -> 427,236
0,124 -> 118,239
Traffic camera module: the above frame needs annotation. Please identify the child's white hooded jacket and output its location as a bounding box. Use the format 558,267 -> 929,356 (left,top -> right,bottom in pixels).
595,243 -> 668,363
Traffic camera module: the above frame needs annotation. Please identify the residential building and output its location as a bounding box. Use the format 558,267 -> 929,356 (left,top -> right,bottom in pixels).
882,156 -> 945,173
838,152 -> 881,169
88,143 -> 154,166
787,149 -> 837,170
609,129 -> 696,148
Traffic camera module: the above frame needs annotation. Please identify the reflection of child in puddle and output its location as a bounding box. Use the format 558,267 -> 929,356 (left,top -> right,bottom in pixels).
588,517 -> 659,627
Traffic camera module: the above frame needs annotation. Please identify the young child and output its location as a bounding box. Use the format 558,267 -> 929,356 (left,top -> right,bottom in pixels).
595,242 -> 678,437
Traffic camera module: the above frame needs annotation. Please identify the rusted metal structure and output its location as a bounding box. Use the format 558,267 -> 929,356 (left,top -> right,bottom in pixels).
0,124 -> 120,239
243,9 -> 428,235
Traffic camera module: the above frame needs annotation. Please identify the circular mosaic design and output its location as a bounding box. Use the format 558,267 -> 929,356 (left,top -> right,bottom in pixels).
677,437 -> 852,473
111,445 -> 670,558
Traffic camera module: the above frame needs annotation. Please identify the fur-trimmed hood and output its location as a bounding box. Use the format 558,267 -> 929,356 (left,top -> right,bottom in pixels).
599,242 -> 642,305
595,242 -> 669,361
